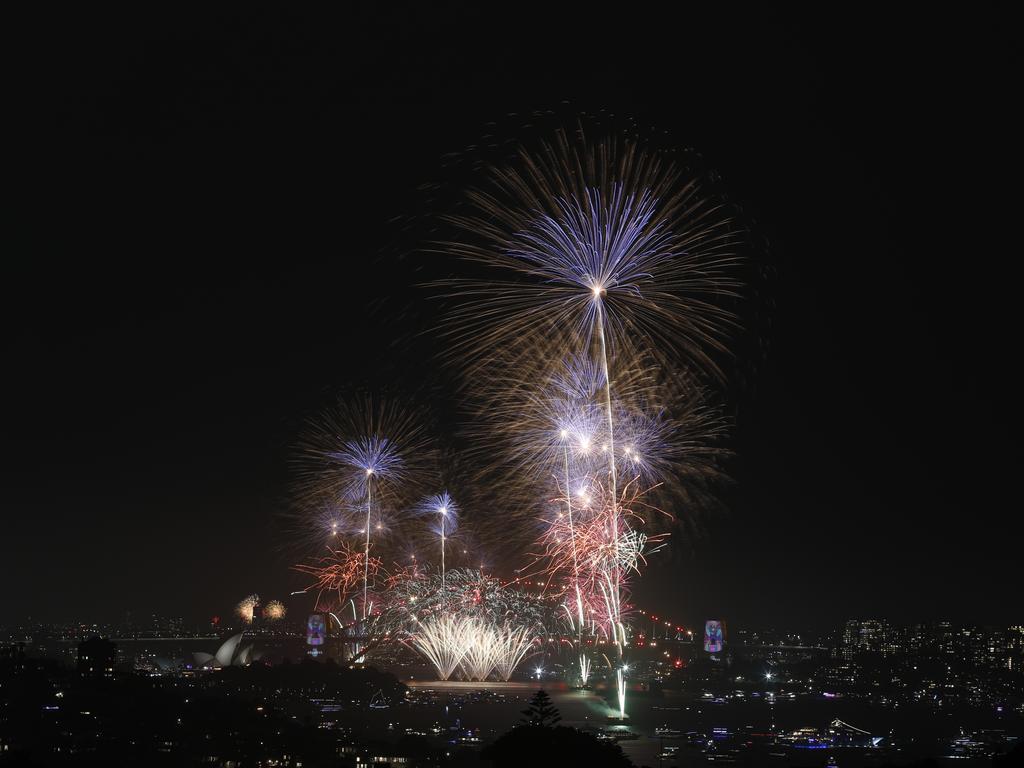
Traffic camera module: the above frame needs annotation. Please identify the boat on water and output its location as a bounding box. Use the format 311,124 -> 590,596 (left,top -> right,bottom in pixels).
597,728 -> 640,741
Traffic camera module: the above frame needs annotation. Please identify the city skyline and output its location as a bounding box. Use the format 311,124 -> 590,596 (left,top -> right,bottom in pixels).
4,610 -> 1021,764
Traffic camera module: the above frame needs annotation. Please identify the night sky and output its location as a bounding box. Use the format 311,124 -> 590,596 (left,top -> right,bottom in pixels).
6,8 -> 1017,631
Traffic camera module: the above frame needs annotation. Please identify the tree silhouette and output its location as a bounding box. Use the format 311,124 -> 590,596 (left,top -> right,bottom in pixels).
520,688 -> 561,727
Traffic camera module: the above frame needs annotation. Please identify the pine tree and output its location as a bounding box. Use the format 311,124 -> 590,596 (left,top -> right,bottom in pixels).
520,689 -> 561,727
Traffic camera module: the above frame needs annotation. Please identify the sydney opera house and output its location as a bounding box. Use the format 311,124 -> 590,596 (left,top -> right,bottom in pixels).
192,634 -> 263,669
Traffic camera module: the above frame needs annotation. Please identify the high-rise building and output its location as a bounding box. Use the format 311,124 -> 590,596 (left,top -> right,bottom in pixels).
1007,626 -> 1024,672
841,619 -> 901,658
935,620 -> 956,657
907,622 -> 931,655
77,637 -> 117,678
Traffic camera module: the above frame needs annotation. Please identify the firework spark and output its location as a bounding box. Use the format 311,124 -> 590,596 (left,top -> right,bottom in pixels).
235,594 -> 259,624
293,541 -> 385,612
410,614 -> 539,682
410,614 -> 473,680
439,127 -> 744,384
262,600 -> 286,621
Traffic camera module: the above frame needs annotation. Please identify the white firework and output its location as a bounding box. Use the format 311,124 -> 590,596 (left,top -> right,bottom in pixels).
410,614 -> 537,682
410,614 -> 473,680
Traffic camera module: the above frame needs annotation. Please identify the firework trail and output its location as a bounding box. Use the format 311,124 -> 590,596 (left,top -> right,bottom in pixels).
421,617 -> 536,683
410,614 -> 472,680
438,127 -> 743,715
458,335 -> 729,555
490,622 -> 538,682
458,619 -> 499,681
292,396 -> 433,621
457,619 -> 539,682
453,340 -> 726,689
417,491 -> 459,596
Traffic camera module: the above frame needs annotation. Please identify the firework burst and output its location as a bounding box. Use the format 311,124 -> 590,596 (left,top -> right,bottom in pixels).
235,594 -> 259,624
262,600 -> 286,621
410,614 -> 473,680
435,126 -> 743,715
438,126 -> 745,384
292,396 -> 434,619
293,541 -> 386,612
281,123 -> 744,711
416,491 -> 460,593
408,614 -> 540,682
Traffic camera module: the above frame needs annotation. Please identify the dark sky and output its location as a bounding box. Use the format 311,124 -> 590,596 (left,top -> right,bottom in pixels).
7,8 -> 1017,631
